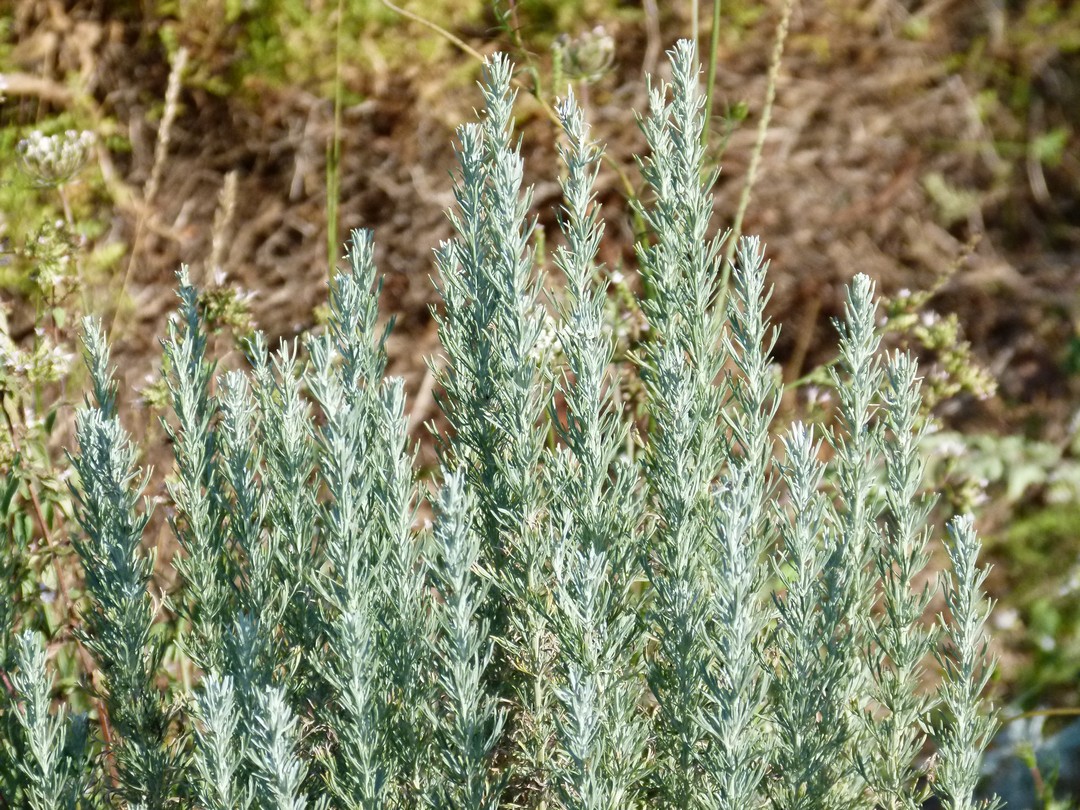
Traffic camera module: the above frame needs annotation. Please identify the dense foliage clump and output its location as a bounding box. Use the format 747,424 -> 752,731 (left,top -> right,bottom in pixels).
1,42 -> 999,810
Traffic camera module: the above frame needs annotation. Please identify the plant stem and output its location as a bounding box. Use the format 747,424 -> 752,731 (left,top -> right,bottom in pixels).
327,0 -> 345,271
379,0 -> 486,63
378,0 -> 647,242
702,0 -> 721,148
720,0 -> 794,310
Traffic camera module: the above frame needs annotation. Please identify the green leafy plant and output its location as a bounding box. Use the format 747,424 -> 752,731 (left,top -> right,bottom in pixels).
0,42 -> 1001,809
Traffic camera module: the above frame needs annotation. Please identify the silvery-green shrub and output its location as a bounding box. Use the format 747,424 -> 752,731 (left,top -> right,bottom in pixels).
1,40 -> 1000,810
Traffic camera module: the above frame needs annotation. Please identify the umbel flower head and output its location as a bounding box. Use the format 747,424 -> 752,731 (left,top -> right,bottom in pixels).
17,129 -> 96,187
553,25 -> 616,83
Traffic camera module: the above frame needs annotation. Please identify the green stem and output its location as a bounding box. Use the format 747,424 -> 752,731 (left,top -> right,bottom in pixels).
379,0 -> 486,62
327,0 -> 345,270
378,0 -> 647,244
719,0 -> 794,312
702,0 -> 721,148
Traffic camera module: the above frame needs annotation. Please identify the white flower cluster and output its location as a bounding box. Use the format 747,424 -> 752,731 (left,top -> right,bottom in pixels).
553,25 -> 616,83
0,329 -> 18,374
17,129 -> 96,186
0,326 -> 74,383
